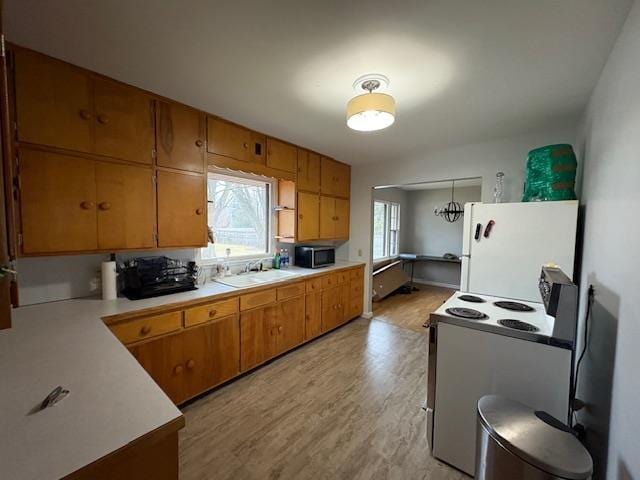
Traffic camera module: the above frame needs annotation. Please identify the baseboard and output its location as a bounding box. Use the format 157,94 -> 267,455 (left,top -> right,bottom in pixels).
361,311 -> 373,319
412,278 -> 459,290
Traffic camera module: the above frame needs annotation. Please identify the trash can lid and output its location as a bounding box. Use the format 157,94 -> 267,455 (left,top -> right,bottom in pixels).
478,395 -> 593,480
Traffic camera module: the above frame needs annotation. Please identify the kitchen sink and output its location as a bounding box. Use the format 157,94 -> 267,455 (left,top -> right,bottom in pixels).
214,269 -> 299,288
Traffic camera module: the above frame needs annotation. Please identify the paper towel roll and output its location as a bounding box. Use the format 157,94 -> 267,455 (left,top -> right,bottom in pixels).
101,261 -> 117,300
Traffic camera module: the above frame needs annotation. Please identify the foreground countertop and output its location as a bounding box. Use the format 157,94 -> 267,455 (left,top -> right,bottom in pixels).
0,261 -> 363,480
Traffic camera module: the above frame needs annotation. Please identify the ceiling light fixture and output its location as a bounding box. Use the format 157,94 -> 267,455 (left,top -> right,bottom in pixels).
346,74 -> 395,132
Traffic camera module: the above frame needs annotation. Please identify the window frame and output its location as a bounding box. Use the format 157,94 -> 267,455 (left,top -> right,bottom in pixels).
197,169 -> 275,266
372,200 -> 401,260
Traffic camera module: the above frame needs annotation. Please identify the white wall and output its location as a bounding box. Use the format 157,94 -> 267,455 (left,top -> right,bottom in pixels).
574,2 -> 640,478
403,185 -> 481,287
341,125 -> 577,313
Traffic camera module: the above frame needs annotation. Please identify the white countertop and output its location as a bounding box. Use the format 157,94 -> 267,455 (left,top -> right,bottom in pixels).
0,261 -> 363,480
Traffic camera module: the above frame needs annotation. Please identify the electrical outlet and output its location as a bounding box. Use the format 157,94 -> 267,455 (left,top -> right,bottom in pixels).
358,248 -> 363,257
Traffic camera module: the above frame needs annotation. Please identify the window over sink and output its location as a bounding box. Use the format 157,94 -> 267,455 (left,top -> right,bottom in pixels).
199,172 -> 273,262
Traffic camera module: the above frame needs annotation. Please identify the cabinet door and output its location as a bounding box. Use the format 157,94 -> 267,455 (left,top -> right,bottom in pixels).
348,279 -> 364,320
276,295 -> 305,354
93,78 -> 154,165
157,170 -> 206,248
156,101 -> 205,173
240,303 -> 278,371
334,197 -> 350,240
95,162 -> 155,250
319,196 -> 336,240
334,162 -> 351,198
207,117 -> 251,161
181,323 -> 214,401
129,332 -> 186,404
320,157 -> 337,196
266,138 -> 297,173
297,150 -> 320,192
321,286 -> 341,331
305,292 -> 323,340
297,192 -> 319,241
14,49 -> 93,153
20,149 -> 98,254
209,314 -> 240,386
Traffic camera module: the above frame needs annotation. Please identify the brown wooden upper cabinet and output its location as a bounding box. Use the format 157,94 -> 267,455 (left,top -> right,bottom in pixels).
297,192 -> 319,241
207,116 -> 265,164
14,49 -> 155,165
297,149 -> 321,192
156,101 -> 205,173
319,196 -> 350,240
320,157 -> 350,198
19,149 -> 155,255
266,138 -> 297,173
156,170 -> 207,248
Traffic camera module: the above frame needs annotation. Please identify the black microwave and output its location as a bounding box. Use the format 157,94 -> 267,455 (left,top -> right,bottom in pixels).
294,246 -> 335,269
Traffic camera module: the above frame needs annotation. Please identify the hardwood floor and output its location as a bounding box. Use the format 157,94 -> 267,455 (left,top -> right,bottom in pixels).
372,284 -> 454,333
179,318 -> 467,480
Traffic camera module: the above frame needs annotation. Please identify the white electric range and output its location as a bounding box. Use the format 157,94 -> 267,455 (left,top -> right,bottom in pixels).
425,268 -> 578,476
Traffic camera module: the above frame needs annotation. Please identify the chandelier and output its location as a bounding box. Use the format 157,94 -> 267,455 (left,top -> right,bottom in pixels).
434,180 -> 464,222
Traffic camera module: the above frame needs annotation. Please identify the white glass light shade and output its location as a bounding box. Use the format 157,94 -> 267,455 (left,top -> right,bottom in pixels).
346,92 -> 396,132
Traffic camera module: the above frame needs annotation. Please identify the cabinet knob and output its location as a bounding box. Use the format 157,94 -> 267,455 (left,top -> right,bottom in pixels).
139,325 -> 151,335
80,201 -> 95,210
98,202 -> 112,211
278,325 -> 283,333
79,109 -> 92,120
209,309 -> 217,318
195,139 -> 204,147
174,365 -> 184,375
97,114 -> 110,125
186,359 -> 196,369
298,214 -> 303,220
243,142 -> 249,149
195,208 -> 204,215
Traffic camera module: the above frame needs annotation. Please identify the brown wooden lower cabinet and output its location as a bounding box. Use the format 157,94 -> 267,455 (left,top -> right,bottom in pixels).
129,315 -> 239,404
117,267 -> 364,405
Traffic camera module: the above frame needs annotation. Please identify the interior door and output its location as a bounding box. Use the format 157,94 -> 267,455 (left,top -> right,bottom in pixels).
92,78 -> 154,165
14,49 -> 93,153
95,162 -> 155,250
467,201 -> 578,301
276,295 -> 305,354
297,192 -> 319,241
20,149 -> 98,254
319,195 -> 335,239
334,198 -> 350,239
156,170 -> 206,248
156,101 -> 205,173
297,150 -> 320,192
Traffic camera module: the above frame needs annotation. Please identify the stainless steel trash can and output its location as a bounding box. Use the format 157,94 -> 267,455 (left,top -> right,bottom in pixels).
476,395 -> 593,480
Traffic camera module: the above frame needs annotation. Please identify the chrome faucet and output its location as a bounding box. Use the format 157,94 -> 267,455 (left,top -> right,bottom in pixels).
243,258 -> 271,273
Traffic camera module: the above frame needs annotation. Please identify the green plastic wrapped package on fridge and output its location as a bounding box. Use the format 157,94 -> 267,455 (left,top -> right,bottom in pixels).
522,144 -> 577,202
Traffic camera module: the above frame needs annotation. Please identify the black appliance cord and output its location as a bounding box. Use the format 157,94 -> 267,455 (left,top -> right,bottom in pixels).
572,284 -> 594,425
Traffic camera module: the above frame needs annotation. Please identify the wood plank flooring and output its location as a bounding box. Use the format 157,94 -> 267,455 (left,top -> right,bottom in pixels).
372,284 -> 454,333
179,318 -> 467,480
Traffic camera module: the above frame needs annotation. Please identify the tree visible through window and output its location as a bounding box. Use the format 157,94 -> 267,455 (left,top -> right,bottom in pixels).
200,173 -> 270,260
373,200 -> 400,259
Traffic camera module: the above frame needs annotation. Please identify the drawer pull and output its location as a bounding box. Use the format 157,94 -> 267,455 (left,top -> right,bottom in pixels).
174,365 -> 183,375
97,114 -> 110,124
209,309 -> 217,317
139,325 -> 151,335
98,202 -> 112,211
80,201 -> 95,210
79,109 -> 92,120
195,139 -> 204,147
186,359 -> 196,369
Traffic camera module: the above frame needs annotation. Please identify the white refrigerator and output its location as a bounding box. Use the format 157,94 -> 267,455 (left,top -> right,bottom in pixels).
460,200 -> 578,302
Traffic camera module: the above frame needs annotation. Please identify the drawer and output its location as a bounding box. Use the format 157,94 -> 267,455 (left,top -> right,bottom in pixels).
349,267 -> 364,280
110,311 -> 183,345
306,277 -> 323,293
336,270 -> 349,284
277,282 -> 305,300
240,289 -> 277,311
184,297 -> 239,327
321,273 -> 338,289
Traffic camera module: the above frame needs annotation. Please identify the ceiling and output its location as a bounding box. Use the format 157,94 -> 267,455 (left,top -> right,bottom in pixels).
5,0 -> 631,165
